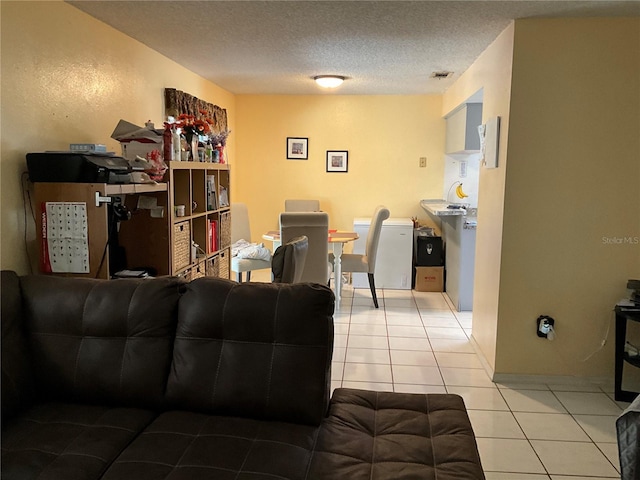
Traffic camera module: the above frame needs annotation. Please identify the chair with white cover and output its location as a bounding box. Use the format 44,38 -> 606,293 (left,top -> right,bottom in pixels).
271,235 -> 309,283
284,199 -> 320,212
231,203 -> 271,282
330,205 -> 390,308
279,212 -> 330,285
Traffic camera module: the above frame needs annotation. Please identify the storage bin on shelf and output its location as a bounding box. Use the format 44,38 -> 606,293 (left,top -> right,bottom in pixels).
219,211 -> 231,250
177,267 -> 192,282
191,260 -> 206,280
218,250 -> 230,279
173,221 -> 191,272
206,256 -> 220,277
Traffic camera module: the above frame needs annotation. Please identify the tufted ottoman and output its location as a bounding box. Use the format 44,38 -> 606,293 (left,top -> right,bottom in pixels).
309,388 -> 485,479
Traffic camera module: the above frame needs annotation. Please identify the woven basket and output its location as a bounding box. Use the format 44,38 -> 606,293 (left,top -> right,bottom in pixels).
218,249 -> 230,279
173,221 -> 191,272
219,211 -> 231,250
191,260 -> 206,279
177,267 -> 192,282
206,256 -> 220,277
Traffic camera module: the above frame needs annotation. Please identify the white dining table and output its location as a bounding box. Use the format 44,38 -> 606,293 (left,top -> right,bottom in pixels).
262,230 -> 359,306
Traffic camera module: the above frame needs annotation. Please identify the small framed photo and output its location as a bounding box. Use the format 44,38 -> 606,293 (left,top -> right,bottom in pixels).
286,137 -> 308,160
326,150 -> 348,172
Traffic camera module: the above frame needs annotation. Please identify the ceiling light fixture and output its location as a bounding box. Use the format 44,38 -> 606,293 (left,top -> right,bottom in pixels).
314,75 -> 345,88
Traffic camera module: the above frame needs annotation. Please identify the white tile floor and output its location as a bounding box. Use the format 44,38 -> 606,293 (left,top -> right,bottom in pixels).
330,284 -> 626,479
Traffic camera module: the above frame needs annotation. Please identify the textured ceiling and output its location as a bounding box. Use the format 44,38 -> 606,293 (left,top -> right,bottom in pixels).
67,1 -> 640,95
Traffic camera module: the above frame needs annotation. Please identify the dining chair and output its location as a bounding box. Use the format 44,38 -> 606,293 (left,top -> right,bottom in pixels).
284,199 -> 320,212
271,235 -> 309,283
279,212 -> 331,285
330,205 -> 390,308
231,203 -> 271,282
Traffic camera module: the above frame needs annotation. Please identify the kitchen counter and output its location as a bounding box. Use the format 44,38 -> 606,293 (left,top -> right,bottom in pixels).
420,199 -> 477,229
420,199 -> 467,217
420,200 -> 476,311
441,215 -> 476,311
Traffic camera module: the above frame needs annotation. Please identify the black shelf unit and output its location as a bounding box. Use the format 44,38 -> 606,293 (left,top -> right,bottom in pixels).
614,304 -> 640,402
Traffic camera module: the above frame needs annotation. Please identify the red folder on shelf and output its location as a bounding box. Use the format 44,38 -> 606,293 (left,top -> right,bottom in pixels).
209,220 -> 218,253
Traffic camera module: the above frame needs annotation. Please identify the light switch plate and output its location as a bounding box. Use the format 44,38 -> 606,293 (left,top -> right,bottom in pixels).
460,160 -> 467,177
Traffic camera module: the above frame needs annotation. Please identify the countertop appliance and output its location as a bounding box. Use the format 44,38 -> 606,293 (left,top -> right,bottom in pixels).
26,152 -> 132,184
352,217 -> 413,290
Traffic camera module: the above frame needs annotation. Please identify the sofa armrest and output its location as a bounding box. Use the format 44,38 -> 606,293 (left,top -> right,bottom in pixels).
1,271 -> 35,421
617,394 -> 640,480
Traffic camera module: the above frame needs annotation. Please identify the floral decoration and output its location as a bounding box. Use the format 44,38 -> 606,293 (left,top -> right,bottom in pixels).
210,129 -> 231,147
145,149 -> 167,181
163,108 -> 231,162
169,110 -> 215,138
164,111 -> 231,143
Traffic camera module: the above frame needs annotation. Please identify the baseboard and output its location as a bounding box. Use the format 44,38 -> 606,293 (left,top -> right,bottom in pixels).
468,335 -> 611,388
469,334 -> 496,379
492,372 -> 611,388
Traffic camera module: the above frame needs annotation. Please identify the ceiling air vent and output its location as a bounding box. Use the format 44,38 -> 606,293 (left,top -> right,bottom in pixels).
431,71 -> 453,79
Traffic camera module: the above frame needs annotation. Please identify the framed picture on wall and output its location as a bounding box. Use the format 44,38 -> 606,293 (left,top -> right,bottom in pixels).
286,137 -> 309,159
326,151 -> 348,172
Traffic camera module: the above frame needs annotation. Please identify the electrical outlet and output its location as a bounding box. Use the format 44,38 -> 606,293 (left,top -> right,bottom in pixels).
419,157 -> 427,168
536,315 -> 555,339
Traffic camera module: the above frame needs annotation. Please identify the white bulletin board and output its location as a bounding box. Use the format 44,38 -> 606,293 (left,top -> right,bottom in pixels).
42,202 -> 89,273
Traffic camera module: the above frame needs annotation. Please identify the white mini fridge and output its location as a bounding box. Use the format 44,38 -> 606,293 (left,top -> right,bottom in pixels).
352,217 -> 413,290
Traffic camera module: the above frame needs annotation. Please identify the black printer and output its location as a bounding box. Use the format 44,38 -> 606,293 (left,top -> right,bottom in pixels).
26,152 -> 132,184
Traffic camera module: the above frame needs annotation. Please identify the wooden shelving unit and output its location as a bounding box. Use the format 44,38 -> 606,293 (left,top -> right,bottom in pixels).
168,161 -> 231,281
32,161 -> 232,281
33,182 -> 170,279
104,183 -> 168,195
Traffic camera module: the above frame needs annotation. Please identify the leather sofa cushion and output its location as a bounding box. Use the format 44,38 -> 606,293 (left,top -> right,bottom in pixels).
20,275 -> 183,409
1,270 -> 35,421
308,389 -> 485,479
101,410 -> 320,480
167,278 -> 334,426
1,403 -> 156,480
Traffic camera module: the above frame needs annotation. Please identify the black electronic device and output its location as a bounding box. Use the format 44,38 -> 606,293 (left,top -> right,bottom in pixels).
112,202 -> 131,222
26,152 -> 131,184
416,236 -> 444,266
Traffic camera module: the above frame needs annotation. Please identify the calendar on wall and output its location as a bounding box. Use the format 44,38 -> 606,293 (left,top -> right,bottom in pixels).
41,202 -> 89,273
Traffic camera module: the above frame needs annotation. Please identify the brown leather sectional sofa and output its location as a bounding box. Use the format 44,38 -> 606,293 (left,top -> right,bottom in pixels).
1,271 -> 485,479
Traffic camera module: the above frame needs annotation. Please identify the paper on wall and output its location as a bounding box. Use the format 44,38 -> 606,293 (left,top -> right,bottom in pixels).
137,195 -> 158,210
43,202 -> 89,273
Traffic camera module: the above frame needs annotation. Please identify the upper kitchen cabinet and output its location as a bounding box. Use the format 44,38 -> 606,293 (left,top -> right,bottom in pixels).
445,103 -> 483,154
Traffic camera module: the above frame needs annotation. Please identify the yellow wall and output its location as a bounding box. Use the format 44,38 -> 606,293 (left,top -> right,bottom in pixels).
443,24 -> 516,372
0,1 -> 235,274
235,95 -> 444,244
445,17 -> 640,381
495,17 -> 640,378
